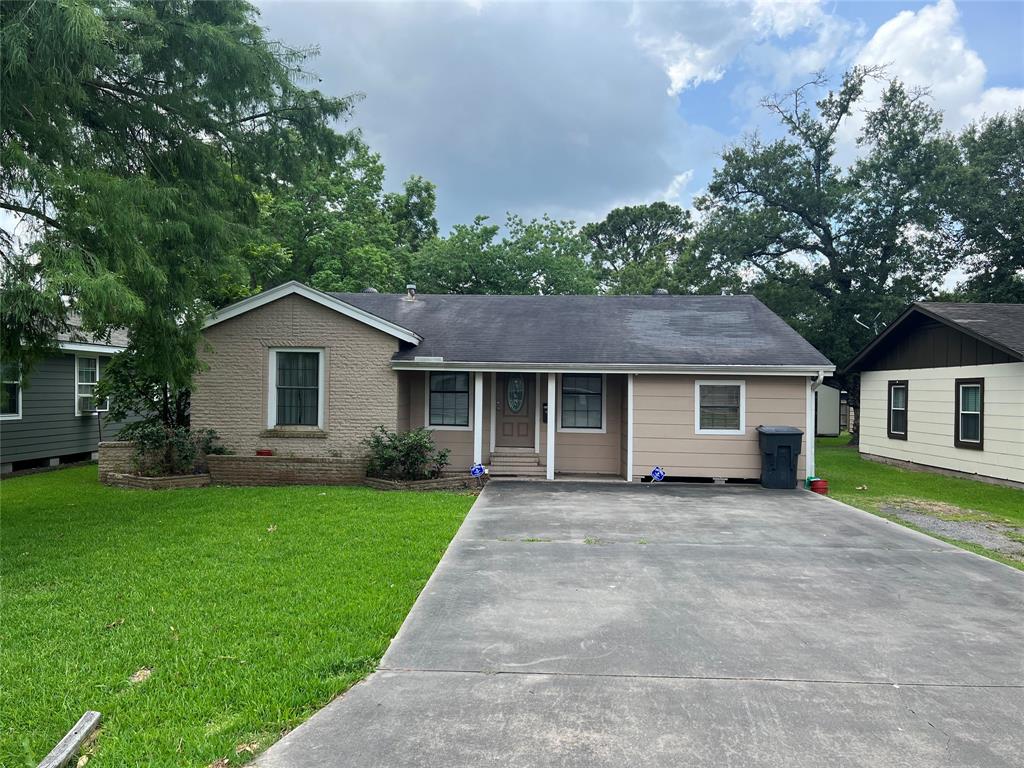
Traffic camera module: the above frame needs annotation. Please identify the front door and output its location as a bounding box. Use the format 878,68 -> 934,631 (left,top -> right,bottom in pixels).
496,372 -> 535,448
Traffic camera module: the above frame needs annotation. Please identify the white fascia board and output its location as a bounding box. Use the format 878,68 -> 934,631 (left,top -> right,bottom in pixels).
59,342 -> 125,354
391,361 -> 836,376
203,281 -> 421,345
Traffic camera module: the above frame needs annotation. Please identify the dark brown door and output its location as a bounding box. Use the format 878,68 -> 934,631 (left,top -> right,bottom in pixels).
496,373 -> 534,448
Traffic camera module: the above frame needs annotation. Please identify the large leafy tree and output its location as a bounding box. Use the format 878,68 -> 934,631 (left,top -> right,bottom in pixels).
695,68 -> 959,370
581,202 -> 693,295
951,110 -> 1024,302
411,214 -> 597,295
1,0 -> 351,422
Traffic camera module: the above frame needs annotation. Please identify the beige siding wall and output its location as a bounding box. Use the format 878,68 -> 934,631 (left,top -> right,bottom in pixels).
404,370 -> 492,471
193,294 -> 399,458
538,373 -> 625,475
632,374 -> 808,480
860,363 -> 1024,484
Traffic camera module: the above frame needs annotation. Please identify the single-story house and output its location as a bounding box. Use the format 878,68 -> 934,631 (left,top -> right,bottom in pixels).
192,282 -> 834,483
845,302 -> 1024,488
1,320 -> 135,474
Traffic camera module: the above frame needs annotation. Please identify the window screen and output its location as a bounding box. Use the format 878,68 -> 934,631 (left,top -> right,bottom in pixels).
1,362 -> 19,416
888,383 -> 907,436
276,351 -> 320,426
561,374 -> 602,429
698,384 -> 741,431
429,372 -> 470,426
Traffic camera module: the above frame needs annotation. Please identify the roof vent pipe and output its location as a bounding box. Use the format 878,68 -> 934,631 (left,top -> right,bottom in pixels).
405,284 -> 416,300
651,288 -> 669,295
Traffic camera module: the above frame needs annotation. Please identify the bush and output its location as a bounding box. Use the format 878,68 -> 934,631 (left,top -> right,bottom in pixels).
364,426 -> 450,481
119,421 -> 227,477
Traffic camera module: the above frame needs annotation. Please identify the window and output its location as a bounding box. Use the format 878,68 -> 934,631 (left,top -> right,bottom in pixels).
560,374 -> 603,430
429,372 -> 470,428
75,356 -> 109,416
270,350 -> 322,427
887,380 -> 908,439
1,362 -> 21,420
954,378 -> 984,450
695,380 -> 745,435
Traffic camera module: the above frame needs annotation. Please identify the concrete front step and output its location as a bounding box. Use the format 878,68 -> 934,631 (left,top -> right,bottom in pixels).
491,448 -> 539,456
491,458 -> 542,466
488,466 -> 547,477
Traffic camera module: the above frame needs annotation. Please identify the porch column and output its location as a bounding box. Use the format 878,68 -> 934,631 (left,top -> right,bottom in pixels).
474,371 -> 484,466
625,374 -> 634,481
546,373 -> 556,480
805,376 -> 816,479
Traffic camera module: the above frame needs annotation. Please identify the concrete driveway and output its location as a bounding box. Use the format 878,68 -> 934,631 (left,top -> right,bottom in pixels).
256,482 -> 1024,767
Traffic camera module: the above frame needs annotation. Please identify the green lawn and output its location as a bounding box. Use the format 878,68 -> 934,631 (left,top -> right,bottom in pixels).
815,435 -> 1024,566
0,466 -> 474,767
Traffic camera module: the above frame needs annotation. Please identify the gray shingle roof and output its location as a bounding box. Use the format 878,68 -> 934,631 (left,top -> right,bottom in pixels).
332,292 -> 833,368
57,314 -> 130,348
918,302 -> 1024,358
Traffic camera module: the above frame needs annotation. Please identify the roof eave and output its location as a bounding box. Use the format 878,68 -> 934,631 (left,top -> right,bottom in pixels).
391,361 -> 835,375
843,302 -> 1024,374
59,341 -> 126,354
203,281 -> 422,345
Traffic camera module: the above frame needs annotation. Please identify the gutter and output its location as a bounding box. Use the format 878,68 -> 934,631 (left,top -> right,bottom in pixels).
391,360 -> 837,376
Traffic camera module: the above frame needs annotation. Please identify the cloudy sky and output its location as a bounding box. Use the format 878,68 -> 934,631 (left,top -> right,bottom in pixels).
257,0 -> 1024,231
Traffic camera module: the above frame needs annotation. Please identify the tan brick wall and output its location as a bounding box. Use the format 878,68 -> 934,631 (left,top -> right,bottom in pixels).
207,455 -> 366,486
192,294 -> 400,458
98,441 -> 135,480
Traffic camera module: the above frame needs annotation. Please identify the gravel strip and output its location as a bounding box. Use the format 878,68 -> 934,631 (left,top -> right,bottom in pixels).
881,505 -> 1024,560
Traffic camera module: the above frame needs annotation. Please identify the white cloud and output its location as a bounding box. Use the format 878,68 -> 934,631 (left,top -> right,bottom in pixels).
631,0 -> 832,96
663,170 -> 694,203
853,0 -> 1024,129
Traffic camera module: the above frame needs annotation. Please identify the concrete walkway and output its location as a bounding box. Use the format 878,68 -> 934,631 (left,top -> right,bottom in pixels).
256,482 -> 1024,767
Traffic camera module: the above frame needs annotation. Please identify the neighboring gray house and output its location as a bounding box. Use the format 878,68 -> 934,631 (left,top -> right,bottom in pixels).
1,321 -> 134,474
193,282 -> 835,483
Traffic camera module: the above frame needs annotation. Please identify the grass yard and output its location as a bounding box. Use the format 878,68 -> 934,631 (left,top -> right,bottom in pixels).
0,466 -> 474,767
815,435 -> 1024,568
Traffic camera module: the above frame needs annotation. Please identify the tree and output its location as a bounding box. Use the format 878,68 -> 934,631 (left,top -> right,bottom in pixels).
1,0 -> 352,410
581,202 -> 693,294
695,68 -> 959,371
951,110 -> 1024,302
410,215 -> 597,295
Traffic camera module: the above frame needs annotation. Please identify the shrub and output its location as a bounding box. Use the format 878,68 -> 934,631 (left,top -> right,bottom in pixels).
119,421 -> 227,477
364,426 -> 450,481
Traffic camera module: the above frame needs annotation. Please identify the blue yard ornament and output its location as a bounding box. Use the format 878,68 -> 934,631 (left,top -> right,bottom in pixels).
650,466 -> 666,482
470,463 -> 486,478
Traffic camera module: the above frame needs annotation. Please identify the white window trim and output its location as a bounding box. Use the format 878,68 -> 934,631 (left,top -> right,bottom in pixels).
0,364 -> 22,421
557,373 -> 607,434
75,355 -> 109,417
958,383 -> 982,444
424,371 -> 472,431
889,383 -> 908,436
267,348 -> 325,429
694,379 -> 746,436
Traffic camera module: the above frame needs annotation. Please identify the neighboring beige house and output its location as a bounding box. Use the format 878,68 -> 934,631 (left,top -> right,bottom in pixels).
846,302 -> 1024,488
192,282 -> 834,483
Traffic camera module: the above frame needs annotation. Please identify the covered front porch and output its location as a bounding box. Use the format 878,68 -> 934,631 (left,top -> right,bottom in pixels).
396,370 -> 631,480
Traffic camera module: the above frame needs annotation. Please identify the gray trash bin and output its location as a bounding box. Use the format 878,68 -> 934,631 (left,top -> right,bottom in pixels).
756,425 -> 804,489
